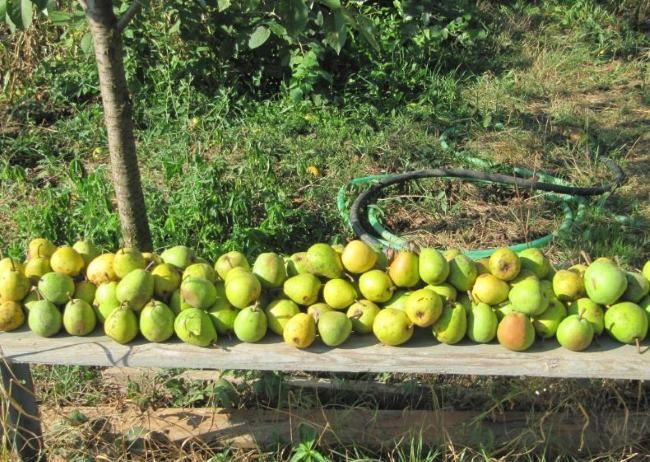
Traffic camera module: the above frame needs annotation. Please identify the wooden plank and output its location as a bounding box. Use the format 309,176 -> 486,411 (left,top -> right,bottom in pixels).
1,328 -> 648,380
39,405 -> 650,456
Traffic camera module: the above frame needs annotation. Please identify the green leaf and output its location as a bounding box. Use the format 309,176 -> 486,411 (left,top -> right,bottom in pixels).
323,9 -> 346,54
320,0 -> 340,9
217,0 -> 231,12
356,14 -> 379,51
7,0 -> 32,29
0,0 -> 7,19
47,10 -> 72,24
80,31 -> 93,55
278,0 -> 309,37
248,25 -> 271,49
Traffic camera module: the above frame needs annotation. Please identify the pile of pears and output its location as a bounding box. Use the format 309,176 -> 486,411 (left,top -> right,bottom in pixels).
0,237 -> 648,353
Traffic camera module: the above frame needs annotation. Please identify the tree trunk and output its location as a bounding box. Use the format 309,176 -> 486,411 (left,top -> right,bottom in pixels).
84,0 -> 152,251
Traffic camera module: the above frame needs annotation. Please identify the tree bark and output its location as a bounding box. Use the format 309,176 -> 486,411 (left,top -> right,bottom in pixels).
84,0 -> 152,251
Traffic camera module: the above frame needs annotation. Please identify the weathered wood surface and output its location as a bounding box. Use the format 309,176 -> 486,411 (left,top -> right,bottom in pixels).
1,328 -> 648,380
40,405 -> 650,456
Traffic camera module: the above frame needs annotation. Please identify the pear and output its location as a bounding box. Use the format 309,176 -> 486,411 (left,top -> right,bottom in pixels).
181,277 -> 217,310
373,308 -> 414,346
495,303 -> 516,321
283,313 -> 317,348
142,252 -> 162,266
169,289 -> 192,315
63,299 -> 97,336
471,273 -> 509,305
488,248 -> 521,281
640,295 -> 650,323
497,312 -> 535,351
86,253 -> 118,284
0,257 -> 24,276
388,251 -> 420,288
323,278 -> 357,310
419,248 -> 449,285
226,272 -> 262,309
139,300 -> 175,343
113,248 -> 145,279
569,263 -> 588,277
283,273 -> 321,306
475,258 -> 490,275
552,269 -> 585,301
96,297 -> 120,324
23,288 -> 40,310
207,298 -> 239,334
27,238 -> 57,260
604,302 -> 648,344
104,305 -> 139,344
224,266 -> 252,285
116,269 -> 154,312
533,298 -> 567,339
341,240 -> 378,274
518,248 -> 550,279
622,272 -> 649,303
383,290 -> 411,311
358,270 -> 394,303
160,245 -> 195,270
307,303 -> 333,323
265,298 -> 301,335
443,249 -> 461,261
72,240 -> 99,267
346,300 -> 380,334
318,311 -> 352,346
556,314 -> 594,351
305,243 -> 343,279
448,255 -> 477,291
508,276 -> 549,316
50,246 -> 85,277
183,263 -> 218,284
286,252 -> 310,276
27,300 -> 62,337
0,301 -> 25,331
174,308 -> 217,346
427,283 -> 457,303
0,269 -> 31,301
566,298 -> 604,335
94,281 -> 118,306
24,257 -> 52,284
253,252 -> 287,289
38,272 -> 75,305
432,302 -> 467,345
404,288 -> 442,327
584,260 -> 627,305
233,305 -> 267,343
152,263 -> 181,300
467,302 -> 498,343
74,281 -> 97,305
457,293 -> 472,315
214,251 -> 249,280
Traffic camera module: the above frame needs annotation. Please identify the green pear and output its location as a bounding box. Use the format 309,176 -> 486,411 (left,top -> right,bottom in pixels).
346,300 -> 380,334
215,251 -> 249,280
427,283 -> 457,303
0,301 -> 25,331
495,303 -> 516,321
226,272 -> 262,309
404,288 -> 442,327
552,269 -> 585,301
604,302 -> 648,344
86,253 -> 118,284
584,260 -> 627,305
622,272 -> 649,303
286,252 -> 310,276
640,295 -> 650,323
27,300 -> 62,337
0,269 -> 31,302
475,258 -> 490,275
471,273 -> 509,305
341,240 -> 378,274
283,313 -> 317,348
181,277 -> 218,310
467,302 -> 497,343
116,269 -> 154,312
556,314 -> 593,351
457,293 -> 472,315
233,305 -> 267,342
432,302 -> 467,344
448,255 -> 477,291
104,305 -> 139,344
113,248 -> 146,279
358,270 -> 394,303
24,257 -> 52,284
318,311 -> 352,347
518,248 -> 550,279
382,290 -> 411,311
27,238 -> 56,260
161,245 -> 196,270
373,308 -> 414,346
38,272 -> 75,305
283,273 -> 321,306
419,248 -> 449,285
72,240 -> 99,267
152,263 -> 181,300
207,298 -> 238,334
74,281 -> 97,305
139,300 -> 175,343
388,251 -> 420,288
183,262 -> 218,284
253,252 -> 287,289
307,303 -> 333,323
63,299 -> 97,336
566,298 -> 604,335
643,261 -> 650,283
94,281 -> 118,306
488,248 -> 521,281
323,278 -> 357,310
23,288 -> 40,311
169,289 -> 193,315
497,312 -> 535,351
304,243 -> 343,279
508,276 -> 549,316
533,298 -> 567,339
224,266 -> 252,285
174,307 -> 217,346
265,298 -> 301,335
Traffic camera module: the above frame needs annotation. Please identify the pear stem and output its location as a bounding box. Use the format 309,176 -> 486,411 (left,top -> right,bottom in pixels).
635,337 -> 641,354
580,251 -> 592,265
577,308 -> 586,321
10,258 -> 16,272
145,260 -> 156,271
343,272 -> 355,283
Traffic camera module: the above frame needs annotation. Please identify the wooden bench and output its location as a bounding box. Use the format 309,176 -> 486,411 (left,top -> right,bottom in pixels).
1,328 -> 648,461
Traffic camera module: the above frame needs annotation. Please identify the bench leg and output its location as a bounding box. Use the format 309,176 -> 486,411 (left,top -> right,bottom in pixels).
0,361 -> 46,462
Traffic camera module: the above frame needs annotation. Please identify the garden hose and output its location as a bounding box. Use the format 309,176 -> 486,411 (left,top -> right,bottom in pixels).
337,154 -> 625,259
